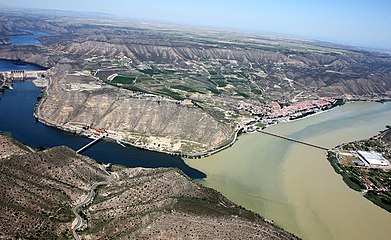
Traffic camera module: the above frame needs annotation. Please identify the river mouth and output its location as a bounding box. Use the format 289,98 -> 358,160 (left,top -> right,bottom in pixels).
0,81 -> 206,179
185,101 -> 391,240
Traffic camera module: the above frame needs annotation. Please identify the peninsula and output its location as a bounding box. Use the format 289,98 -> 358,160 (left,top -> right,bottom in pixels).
328,127 -> 391,212
1,8 -> 391,156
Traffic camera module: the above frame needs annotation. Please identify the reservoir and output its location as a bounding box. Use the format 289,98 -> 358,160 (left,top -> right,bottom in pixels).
5,30 -> 48,46
2,59 -> 390,239
185,102 -> 391,240
0,80 -> 205,179
0,59 -> 46,71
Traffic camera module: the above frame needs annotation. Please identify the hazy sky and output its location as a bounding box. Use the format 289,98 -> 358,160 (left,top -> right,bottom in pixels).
2,0 -> 391,49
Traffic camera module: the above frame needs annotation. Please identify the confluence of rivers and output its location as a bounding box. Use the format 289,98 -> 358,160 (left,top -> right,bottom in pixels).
2,58 -> 391,240
185,102 -> 391,240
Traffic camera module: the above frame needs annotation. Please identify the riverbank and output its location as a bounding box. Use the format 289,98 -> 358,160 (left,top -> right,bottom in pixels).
185,101 -> 391,240
0,81 -> 207,179
326,129 -> 391,213
32,76 -> 338,158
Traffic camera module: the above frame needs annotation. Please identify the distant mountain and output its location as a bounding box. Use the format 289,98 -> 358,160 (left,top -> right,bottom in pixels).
1,8 -> 390,154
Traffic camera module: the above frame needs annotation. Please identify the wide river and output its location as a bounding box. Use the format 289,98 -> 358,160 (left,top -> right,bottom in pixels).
2,58 -> 391,239
185,102 -> 391,240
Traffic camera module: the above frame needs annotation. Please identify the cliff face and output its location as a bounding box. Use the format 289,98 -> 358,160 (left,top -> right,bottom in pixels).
0,135 -> 297,239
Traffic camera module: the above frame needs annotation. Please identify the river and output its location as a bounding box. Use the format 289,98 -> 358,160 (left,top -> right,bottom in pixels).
5,30 -> 48,46
185,102 -> 391,240
0,79 -> 205,179
0,59 -> 46,71
2,59 -> 391,239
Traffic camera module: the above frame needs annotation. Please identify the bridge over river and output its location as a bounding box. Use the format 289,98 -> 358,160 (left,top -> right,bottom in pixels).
259,130 -> 329,151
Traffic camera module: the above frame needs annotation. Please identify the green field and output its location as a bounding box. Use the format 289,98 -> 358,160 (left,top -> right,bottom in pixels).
112,75 -> 136,84
171,85 -> 205,94
155,88 -> 185,100
251,88 -> 263,95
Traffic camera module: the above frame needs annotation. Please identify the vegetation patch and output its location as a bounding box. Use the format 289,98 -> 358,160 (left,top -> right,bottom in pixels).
256,123 -> 267,128
234,90 -> 249,98
251,88 -> 263,95
112,75 -> 136,84
171,85 -> 205,94
208,87 -> 223,95
327,128 -> 391,213
155,88 -> 185,100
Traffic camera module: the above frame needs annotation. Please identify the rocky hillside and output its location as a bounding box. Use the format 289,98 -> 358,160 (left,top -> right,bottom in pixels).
0,135 -> 297,239
0,135 -> 107,239
1,9 -> 391,154
1,9 -> 390,101
382,127 -> 391,144
38,67 -> 234,154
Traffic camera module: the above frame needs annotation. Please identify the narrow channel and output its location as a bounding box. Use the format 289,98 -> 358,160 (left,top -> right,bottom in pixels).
0,80 -> 205,179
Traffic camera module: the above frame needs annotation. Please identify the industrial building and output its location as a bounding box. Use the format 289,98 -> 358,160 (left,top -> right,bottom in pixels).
357,151 -> 390,167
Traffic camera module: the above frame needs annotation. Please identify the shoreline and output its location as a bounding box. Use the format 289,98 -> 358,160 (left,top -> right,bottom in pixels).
326,125 -> 391,213
327,150 -> 391,213
31,76 -> 390,158
33,97 -> 337,159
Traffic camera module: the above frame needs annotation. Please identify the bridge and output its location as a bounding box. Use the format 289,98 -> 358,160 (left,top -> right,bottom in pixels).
76,135 -> 105,154
259,130 -> 329,151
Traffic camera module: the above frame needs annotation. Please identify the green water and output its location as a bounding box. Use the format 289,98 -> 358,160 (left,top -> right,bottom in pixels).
185,102 -> 391,240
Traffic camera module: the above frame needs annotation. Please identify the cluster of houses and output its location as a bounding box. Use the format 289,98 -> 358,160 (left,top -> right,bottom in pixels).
235,98 -> 338,127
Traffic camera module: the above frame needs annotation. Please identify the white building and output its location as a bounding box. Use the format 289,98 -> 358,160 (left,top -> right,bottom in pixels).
357,151 -> 389,166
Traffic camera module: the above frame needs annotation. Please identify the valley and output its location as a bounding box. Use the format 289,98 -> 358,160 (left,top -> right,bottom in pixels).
1,8 -> 391,155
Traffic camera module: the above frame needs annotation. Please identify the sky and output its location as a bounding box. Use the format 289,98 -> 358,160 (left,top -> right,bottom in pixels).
2,0 -> 391,49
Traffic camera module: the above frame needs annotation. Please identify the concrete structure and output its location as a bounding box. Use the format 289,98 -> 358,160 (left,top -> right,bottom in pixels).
0,70 -> 46,81
357,151 -> 389,166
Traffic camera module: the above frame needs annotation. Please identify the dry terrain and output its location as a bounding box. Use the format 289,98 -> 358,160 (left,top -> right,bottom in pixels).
0,135 -> 297,239
1,9 -> 391,154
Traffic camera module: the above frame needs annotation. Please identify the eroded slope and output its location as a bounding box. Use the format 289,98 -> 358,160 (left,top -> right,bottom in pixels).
0,136 -> 297,239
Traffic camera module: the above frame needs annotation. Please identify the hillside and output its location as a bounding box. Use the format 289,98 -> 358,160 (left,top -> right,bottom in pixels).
0,135 -> 297,239
1,9 -> 391,154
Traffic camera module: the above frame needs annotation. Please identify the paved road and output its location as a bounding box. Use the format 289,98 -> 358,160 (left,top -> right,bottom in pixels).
71,182 -> 106,240
185,128 -> 240,158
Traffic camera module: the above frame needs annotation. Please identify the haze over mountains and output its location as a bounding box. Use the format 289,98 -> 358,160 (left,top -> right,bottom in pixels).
1,5 -> 391,240
1,9 -> 390,154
